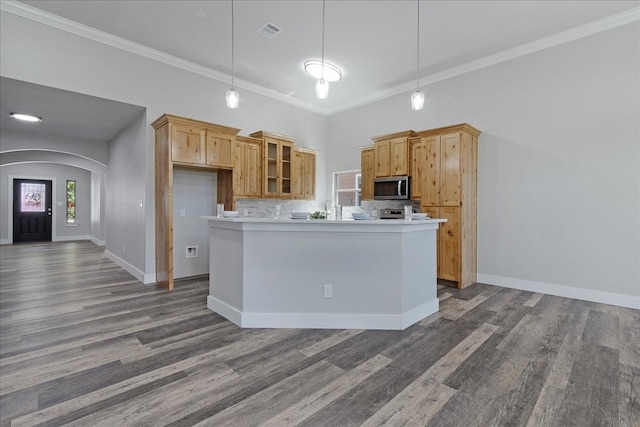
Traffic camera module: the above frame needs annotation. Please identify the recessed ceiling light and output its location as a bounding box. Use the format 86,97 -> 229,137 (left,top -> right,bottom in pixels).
304,60 -> 342,82
196,11 -> 207,19
10,112 -> 42,122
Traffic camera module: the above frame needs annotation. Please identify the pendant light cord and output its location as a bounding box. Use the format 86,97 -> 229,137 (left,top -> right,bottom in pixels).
231,0 -> 235,89
321,0 -> 325,79
416,0 -> 420,91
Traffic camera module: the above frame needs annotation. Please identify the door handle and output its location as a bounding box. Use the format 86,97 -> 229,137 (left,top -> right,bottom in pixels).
397,181 -> 402,196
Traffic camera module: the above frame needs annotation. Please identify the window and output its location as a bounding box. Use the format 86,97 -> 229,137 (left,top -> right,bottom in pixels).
334,171 -> 361,207
66,180 -> 76,223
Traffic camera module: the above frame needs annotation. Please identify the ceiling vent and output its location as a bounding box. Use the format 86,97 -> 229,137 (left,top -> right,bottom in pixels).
257,22 -> 281,39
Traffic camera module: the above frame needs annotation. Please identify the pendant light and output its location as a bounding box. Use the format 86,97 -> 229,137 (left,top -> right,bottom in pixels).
411,0 -> 424,110
226,0 -> 239,108
315,0 -> 329,99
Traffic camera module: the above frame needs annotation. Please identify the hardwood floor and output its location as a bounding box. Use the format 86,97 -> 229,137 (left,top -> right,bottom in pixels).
0,241 -> 638,426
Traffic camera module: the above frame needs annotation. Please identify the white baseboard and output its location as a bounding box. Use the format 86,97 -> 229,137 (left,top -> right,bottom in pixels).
0,238 -> 10,245
207,295 -> 439,330
477,273 -> 640,310
53,234 -> 91,242
104,250 -> 146,285
89,236 -> 106,246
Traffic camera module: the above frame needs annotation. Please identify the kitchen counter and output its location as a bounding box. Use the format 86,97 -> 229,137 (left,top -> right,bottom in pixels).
202,216 -> 445,330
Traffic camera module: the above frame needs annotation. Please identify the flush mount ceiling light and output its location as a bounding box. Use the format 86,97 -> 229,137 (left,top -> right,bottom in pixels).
10,112 -> 42,122
225,0 -> 239,109
411,0 -> 425,111
304,60 -> 342,83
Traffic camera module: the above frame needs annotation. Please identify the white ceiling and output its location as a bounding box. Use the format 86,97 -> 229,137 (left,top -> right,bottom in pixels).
0,77 -> 145,143
1,1 -> 638,141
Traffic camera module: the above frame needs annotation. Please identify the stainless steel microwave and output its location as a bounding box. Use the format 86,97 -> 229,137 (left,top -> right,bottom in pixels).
373,176 -> 410,200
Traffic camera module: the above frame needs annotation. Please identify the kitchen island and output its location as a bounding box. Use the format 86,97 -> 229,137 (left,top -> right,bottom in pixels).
202,216 -> 445,330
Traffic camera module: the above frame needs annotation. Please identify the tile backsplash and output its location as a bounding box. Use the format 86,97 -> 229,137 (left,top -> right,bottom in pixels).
235,199 -> 327,218
234,198 -> 422,219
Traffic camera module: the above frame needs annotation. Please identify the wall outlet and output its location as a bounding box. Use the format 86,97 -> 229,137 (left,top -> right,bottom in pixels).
186,246 -> 198,258
122,245 -> 126,253
180,208 -> 186,217
323,284 -> 333,298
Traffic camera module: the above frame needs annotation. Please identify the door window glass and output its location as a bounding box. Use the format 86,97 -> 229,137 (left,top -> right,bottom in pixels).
20,183 -> 45,212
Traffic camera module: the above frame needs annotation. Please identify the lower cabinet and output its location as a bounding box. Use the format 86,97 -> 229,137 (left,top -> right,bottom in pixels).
422,206 -> 476,287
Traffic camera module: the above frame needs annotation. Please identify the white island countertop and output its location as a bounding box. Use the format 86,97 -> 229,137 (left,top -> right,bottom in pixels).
202,215 -> 446,330
201,216 -> 446,229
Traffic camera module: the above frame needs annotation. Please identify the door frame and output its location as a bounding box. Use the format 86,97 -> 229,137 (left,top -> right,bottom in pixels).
7,174 -> 57,244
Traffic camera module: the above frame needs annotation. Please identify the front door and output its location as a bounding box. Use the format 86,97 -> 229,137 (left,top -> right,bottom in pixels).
13,179 -> 53,243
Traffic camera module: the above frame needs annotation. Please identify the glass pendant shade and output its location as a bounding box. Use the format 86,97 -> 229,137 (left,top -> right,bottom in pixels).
411,90 -> 424,110
226,89 -> 239,109
316,78 -> 329,99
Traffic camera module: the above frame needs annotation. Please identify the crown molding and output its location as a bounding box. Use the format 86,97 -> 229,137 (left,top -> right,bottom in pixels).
2,1 -> 637,116
0,1 -> 331,115
329,6 -> 640,114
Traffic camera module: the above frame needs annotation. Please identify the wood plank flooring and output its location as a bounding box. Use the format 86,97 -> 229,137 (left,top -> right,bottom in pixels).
1,241 -> 638,426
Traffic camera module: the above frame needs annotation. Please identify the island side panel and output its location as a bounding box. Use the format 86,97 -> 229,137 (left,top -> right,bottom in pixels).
399,229 -> 439,327
208,225 -> 244,322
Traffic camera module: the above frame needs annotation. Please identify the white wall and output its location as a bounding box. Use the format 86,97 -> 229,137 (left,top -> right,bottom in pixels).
172,168 -> 217,279
327,23 -> 640,305
0,163 -> 92,243
0,10 -> 328,282
105,110 -> 148,280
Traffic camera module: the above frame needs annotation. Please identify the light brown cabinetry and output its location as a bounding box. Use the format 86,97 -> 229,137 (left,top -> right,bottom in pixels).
360,148 -> 375,200
251,131 -> 295,199
206,132 -> 234,169
410,137 -> 426,200
170,122 -> 235,170
293,148 -> 317,200
422,206 -> 461,282
417,124 -> 480,288
171,123 -> 206,165
152,114 -> 240,290
234,136 -> 262,198
372,131 -> 416,177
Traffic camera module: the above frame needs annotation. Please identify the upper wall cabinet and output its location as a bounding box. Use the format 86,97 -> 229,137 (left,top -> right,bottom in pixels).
206,132 -> 234,169
171,123 -> 206,165
166,116 -> 238,169
372,131 -> 416,177
250,131 -> 296,199
293,147 -> 317,200
360,147 -> 375,201
234,135 -> 263,199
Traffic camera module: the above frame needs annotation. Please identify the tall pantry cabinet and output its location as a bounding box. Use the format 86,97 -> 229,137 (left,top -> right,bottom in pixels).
415,124 -> 480,288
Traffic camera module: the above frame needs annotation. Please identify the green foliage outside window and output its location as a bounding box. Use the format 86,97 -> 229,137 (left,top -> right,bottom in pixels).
66,180 -> 76,223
